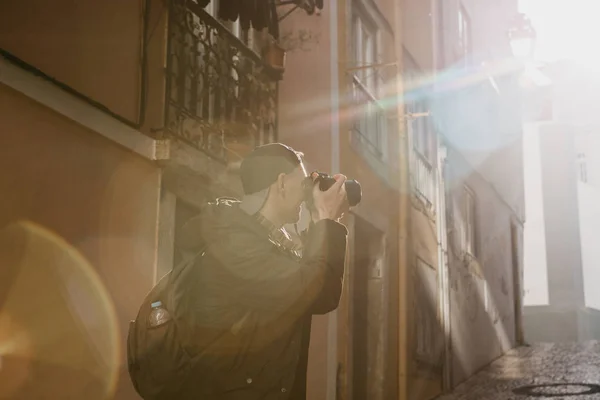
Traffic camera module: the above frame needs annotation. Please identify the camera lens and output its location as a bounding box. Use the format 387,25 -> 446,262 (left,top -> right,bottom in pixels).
309,172 -> 362,207
345,180 -> 362,207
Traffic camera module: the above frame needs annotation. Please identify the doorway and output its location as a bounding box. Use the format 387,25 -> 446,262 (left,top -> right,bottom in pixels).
352,217 -> 386,400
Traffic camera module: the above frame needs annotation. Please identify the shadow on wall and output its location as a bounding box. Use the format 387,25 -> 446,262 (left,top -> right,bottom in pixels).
402,158 -> 523,399
443,156 -> 522,389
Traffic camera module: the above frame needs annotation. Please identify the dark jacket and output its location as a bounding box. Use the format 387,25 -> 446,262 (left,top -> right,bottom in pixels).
172,198 -> 347,400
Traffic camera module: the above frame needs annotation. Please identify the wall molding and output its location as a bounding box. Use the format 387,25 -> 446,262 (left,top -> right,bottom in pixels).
0,54 -> 169,161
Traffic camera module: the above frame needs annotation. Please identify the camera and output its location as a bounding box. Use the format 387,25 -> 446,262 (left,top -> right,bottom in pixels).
308,171 -> 362,207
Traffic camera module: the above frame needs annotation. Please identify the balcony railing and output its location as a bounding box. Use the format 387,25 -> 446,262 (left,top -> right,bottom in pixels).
165,0 -> 279,161
413,150 -> 435,207
351,76 -> 386,160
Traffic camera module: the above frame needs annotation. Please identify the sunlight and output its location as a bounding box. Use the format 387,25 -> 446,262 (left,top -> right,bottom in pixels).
0,221 -> 120,400
520,0 -> 600,66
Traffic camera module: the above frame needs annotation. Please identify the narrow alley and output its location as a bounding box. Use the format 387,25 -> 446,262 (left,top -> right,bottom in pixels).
437,342 -> 600,400
3,0 -> 600,399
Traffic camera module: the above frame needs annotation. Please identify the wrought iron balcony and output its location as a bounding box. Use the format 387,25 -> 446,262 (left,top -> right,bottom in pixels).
351,76 -> 386,160
165,0 -> 279,162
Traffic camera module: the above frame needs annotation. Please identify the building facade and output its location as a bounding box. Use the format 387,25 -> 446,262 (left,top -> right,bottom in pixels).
436,0 -> 526,390
0,0 -> 526,399
0,2 -> 166,398
279,0 -> 528,398
277,1 -> 404,399
0,0 -> 281,399
414,0 -> 526,392
523,61 -> 600,343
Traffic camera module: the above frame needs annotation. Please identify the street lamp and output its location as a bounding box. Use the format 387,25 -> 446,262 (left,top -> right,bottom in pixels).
508,13 -> 537,59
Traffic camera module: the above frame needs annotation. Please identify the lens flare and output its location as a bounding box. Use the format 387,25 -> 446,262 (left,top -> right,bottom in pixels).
0,220 -> 120,400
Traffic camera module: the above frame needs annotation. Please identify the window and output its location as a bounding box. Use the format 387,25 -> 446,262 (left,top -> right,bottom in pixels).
408,100 -> 435,204
403,57 -> 434,162
353,12 -> 378,94
404,57 -> 436,204
457,5 -> 471,63
352,78 -> 386,159
351,6 -> 386,160
415,258 -> 442,364
577,153 -> 588,183
462,186 -> 477,256
408,100 -> 433,160
206,0 -> 256,50
202,0 -> 262,110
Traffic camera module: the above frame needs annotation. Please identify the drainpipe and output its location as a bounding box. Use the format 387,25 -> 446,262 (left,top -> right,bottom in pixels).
327,0 -> 340,399
437,145 -> 452,390
393,1 -> 410,399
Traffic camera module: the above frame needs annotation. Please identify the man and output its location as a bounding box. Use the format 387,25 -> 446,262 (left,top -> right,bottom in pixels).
174,143 -> 349,399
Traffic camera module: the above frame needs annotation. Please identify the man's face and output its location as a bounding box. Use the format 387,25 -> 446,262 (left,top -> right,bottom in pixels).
280,165 -> 309,224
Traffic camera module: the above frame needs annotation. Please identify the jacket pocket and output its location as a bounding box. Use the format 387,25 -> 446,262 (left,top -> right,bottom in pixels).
126,320 -> 143,395
139,320 -> 192,396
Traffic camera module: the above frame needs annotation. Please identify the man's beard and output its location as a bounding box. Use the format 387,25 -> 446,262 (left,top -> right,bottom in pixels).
284,203 -> 302,225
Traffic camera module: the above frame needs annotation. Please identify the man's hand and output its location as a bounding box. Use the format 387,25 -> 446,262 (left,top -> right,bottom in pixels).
311,174 -> 349,223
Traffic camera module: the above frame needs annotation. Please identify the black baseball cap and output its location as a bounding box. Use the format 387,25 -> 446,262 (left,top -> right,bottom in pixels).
240,143 -> 306,195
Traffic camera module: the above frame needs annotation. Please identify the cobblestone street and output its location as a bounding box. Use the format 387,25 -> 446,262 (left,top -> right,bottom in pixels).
437,342 -> 600,399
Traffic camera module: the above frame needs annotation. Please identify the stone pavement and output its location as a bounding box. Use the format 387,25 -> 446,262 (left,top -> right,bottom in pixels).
436,341 -> 600,399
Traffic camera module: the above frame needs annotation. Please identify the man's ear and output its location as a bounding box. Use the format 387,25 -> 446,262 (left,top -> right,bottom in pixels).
275,173 -> 286,195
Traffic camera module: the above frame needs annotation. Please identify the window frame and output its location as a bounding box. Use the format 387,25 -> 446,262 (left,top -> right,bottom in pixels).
462,185 -> 477,257
457,4 -> 471,64
350,2 -> 387,162
403,55 -> 434,164
352,7 -> 380,96
407,100 -> 434,161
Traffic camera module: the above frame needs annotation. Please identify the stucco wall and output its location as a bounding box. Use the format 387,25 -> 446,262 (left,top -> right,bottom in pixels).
406,197 -> 443,400
446,149 -> 519,387
0,83 -> 160,399
0,0 -> 145,125
278,10 -> 334,174
437,0 -> 516,66
436,0 -> 524,219
538,124 -> 585,308
578,174 -> 600,312
522,124 -> 549,306
461,0 -> 516,60
522,82 -> 600,342
522,122 -> 600,342
401,0 -> 434,70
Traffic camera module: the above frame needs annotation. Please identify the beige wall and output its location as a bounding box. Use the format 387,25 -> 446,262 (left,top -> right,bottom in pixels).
437,0 -> 517,67
399,1 -> 444,398
278,10 -> 334,172
0,0 -> 146,125
446,148 -> 519,386
0,0 -> 169,138
402,0 -> 434,70
0,83 -> 160,399
433,0 -> 523,390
